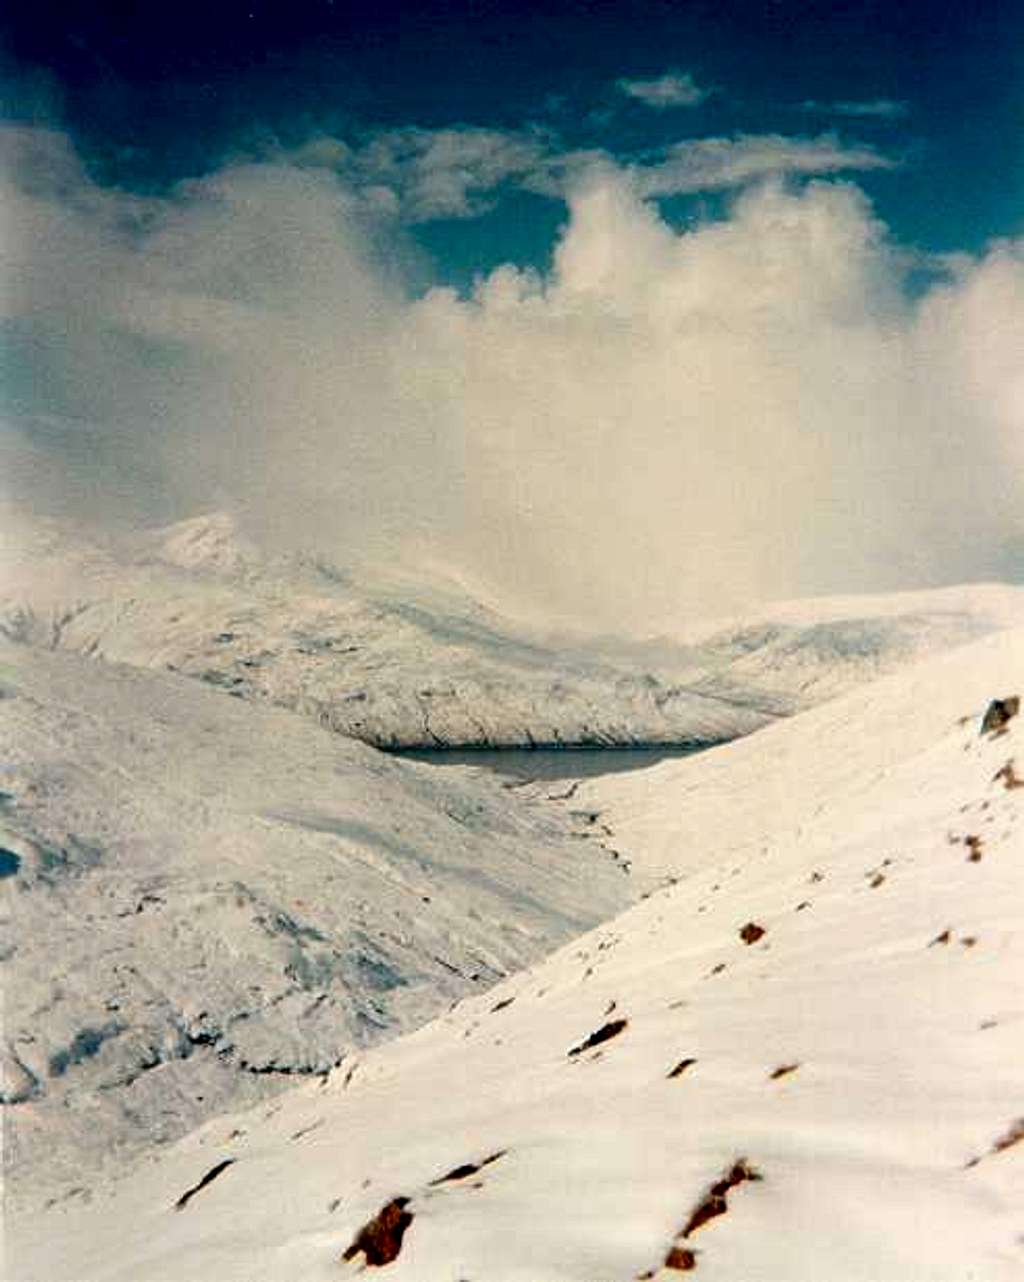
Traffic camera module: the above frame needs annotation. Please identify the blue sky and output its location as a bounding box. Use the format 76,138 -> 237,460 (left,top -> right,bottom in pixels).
4,0 -> 1023,287
3,2 -> 1024,632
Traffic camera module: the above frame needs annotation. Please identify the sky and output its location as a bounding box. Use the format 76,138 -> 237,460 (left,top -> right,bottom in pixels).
3,1 -> 1024,634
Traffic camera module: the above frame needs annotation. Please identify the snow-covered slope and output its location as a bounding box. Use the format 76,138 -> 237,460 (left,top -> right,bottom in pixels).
12,625 -> 1023,1281
0,641 -> 627,1209
4,507 -> 1024,749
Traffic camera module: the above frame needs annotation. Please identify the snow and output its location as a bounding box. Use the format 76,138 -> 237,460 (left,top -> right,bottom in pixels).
4,506 -> 1023,751
144,512 -> 263,577
0,641 -> 627,1209
9,623 -> 1023,1281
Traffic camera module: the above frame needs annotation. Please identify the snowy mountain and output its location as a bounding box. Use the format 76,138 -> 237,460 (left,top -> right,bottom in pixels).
10,622 -> 1023,1281
0,641 -> 628,1209
4,507 -> 1024,750
4,506 -> 1024,1273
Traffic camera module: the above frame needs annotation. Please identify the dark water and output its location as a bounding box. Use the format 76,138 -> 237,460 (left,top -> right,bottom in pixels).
394,744 -> 705,783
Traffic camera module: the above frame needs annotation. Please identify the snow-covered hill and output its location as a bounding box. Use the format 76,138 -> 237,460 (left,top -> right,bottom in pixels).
12,624 -> 1023,1281
0,641 -> 628,1209
4,507 -> 1024,750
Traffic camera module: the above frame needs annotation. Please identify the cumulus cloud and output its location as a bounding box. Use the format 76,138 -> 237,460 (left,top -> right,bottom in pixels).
801,98 -> 909,119
617,71 -> 709,110
4,123 -> 1023,633
632,133 -> 895,197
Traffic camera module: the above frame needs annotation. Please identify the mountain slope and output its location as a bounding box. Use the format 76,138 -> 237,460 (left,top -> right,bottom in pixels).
12,625 -> 1023,1281
0,641 -> 627,1210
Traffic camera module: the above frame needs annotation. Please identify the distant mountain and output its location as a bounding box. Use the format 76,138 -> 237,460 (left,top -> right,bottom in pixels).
12,622 -> 1023,1281
4,508 -> 1023,750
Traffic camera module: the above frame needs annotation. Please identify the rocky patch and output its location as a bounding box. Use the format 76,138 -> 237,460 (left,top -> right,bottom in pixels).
980,696 -> 1019,737
567,1017 -> 628,1058
342,1197 -> 414,1267
174,1159 -> 235,1211
428,1151 -> 506,1187
682,1159 -> 762,1239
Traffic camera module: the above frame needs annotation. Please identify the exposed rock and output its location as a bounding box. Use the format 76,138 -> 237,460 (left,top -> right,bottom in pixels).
567,1017 -> 628,1058
980,695 -> 1020,736
682,1159 -> 762,1239
342,1197 -> 413,1266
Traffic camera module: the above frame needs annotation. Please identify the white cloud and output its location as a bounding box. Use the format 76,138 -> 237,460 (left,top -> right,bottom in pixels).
276,127 -> 892,224
5,124 -> 1023,633
349,127 -> 551,221
256,125 -> 554,222
632,133 -> 894,197
801,99 -> 909,119
617,71 -> 709,110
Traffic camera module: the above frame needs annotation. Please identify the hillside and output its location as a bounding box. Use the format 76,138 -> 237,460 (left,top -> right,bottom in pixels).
10,624 -> 1023,1281
0,641 -> 627,1208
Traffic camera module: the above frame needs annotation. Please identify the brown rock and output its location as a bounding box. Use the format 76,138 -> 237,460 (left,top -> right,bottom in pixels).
342,1197 -> 414,1266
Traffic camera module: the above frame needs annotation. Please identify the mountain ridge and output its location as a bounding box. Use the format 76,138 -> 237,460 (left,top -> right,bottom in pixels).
4,508 -> 1023,751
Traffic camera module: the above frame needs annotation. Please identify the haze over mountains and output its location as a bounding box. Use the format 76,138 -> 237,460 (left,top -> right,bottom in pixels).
5,507 -> 1023,751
